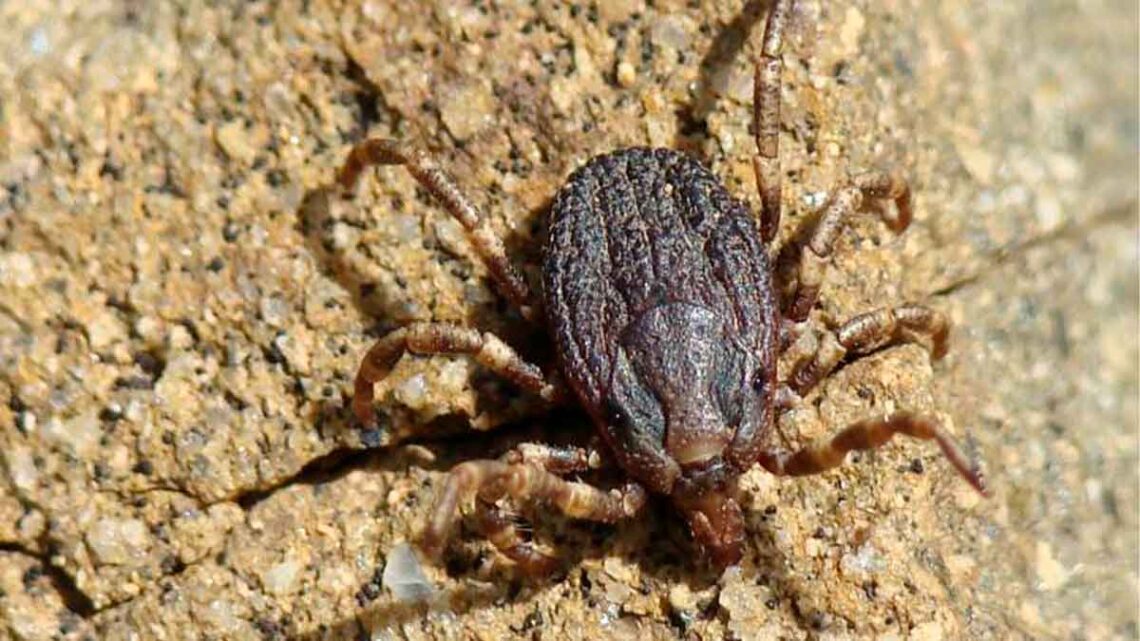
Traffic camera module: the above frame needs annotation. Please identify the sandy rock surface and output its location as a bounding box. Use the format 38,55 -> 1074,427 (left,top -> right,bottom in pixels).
1,1 -> 1136,639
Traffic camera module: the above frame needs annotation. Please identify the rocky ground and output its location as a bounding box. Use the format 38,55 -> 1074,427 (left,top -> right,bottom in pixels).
1,1 -> 1136,639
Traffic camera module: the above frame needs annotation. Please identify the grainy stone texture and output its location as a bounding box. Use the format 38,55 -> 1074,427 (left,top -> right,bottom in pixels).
0,1 -> 1135,640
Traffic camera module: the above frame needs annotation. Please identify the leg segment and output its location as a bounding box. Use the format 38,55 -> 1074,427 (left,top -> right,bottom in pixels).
784,304 -> 948,400
783,171 -> 914,322
419,452 -> 647,575
352,322 -> 561,428
500,441 -> 608,475
756,412 -> 987,495
471,500 -> 560,575
853,171 -> 913,233
753,0 -> 793,243
338,138 -> 537,319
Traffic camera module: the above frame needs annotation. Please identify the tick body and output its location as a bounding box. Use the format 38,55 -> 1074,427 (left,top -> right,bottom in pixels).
340,0 -> 986,573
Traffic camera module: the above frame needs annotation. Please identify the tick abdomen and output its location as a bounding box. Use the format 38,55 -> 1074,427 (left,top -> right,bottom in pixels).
544,147 -> 779,486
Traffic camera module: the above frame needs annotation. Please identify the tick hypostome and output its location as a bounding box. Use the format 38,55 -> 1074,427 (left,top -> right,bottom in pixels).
339,0 -> 987,574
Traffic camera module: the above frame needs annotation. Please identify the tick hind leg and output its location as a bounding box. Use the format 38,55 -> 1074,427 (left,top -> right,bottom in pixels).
756,412 -> 988,495
352,323 -> 563,428
780,304 -> 948,404
783,171 -> 913,321
338,138 -> 537,319
420,443 -> 647,576
753,0 -> 793,242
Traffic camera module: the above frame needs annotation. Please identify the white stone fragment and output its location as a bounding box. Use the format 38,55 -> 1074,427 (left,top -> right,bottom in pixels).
86,518 -> 151,565
394,374 -> 428,408
382,542 -> 433,603
262,559 -> 302,595
0,252 -> 37,287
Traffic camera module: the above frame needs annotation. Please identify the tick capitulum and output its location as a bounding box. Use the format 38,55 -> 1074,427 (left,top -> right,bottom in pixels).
339,0 -> 987,573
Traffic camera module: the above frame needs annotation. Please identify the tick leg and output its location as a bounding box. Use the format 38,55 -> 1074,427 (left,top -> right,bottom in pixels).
419,453 -> 647,575
352,322 -> 562,428
753,0 -> 793,243
756,412 -> 987,495
783,171 -> 913,322
471,500 -> 561,576
500,441 -> 609,475
782,304 -> 948,402
472,440 -> 613,574
338,138 -> 537,320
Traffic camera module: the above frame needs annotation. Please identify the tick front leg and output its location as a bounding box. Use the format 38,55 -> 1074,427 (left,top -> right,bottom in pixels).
782,304 -> 948,403
419,450 -> 647,576
338,138 -> 537,320
783,171 -> 913,321
756,412 -> 987,495
352,323 -> 562,428
753,0 -> 794,243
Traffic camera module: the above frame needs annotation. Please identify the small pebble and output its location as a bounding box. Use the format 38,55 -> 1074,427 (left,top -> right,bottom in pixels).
616,61 -> 636,88
261,559 -> 301,595
215,121 -> 257,164
440,83 -> 495,141
86,518 -> 151,565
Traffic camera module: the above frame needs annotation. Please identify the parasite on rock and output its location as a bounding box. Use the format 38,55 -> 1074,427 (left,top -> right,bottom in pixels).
339,0 -> 987,573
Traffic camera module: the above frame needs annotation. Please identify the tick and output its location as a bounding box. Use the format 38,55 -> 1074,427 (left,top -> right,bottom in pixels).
339,0 -> 986,573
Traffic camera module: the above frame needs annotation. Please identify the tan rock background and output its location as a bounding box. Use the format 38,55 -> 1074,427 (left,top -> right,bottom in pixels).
1,1 -> 1135,639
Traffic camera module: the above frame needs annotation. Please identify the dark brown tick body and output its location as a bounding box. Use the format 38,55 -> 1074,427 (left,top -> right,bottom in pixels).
339,0 -> 987,573
546,148 -> 780,566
